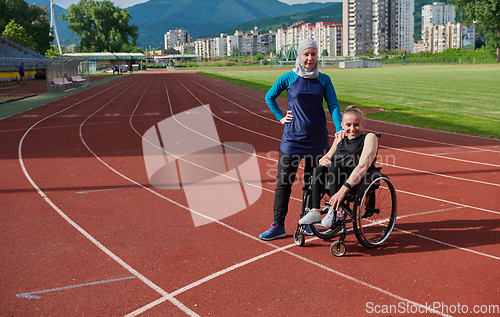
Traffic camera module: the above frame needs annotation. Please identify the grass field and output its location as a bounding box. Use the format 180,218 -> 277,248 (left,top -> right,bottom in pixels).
199,65 -> 500,139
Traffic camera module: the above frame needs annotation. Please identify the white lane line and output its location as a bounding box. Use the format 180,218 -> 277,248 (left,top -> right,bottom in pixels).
379,145 -> 500,168
365,118 -> 500,147
395,187 -> 500,215
433,150 -> 485,156
17,276 -> 135,299
398,206 -> 465,218
75,186 -> 141,194
124,297 -> 171,317
379,162 -> 500,187
17,76 -> 199,317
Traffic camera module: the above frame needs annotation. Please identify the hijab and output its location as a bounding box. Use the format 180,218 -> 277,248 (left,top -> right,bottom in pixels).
292,38 -> 319,79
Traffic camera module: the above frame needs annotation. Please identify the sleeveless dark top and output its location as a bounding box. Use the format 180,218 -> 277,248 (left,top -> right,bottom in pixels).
333,133 -> 376,169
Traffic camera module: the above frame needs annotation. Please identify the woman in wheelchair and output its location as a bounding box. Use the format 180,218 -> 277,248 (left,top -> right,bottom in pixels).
299,105 -> 378,227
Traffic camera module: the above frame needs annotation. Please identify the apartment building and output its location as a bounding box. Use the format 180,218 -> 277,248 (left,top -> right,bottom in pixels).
421,2 -> 455,51
192,20 -> 343,60
422,2 -> 455,32
277,21 -> 343,57
413,40 -> 425,53
214,34 -> 227,57
275,22 -> 301,56
343,0 -> 413,56
421,22 -> 474,53
300,23 -> 316,42
194,29 -> 276,58
419,3 -> 475,53
316,22 -> 343,56
258,31 -> 276,55
194,38 -> 211,59
164,29 -> 193,49
286,22 -> 303,47
276,28 -> 287,54
398,0 -> 414,52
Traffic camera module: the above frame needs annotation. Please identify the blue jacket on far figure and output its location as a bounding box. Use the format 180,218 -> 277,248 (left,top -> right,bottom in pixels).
265,71 -> 342,157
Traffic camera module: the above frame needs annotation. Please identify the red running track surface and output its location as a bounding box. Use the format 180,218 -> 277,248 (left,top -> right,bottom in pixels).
1,71 -> 499,316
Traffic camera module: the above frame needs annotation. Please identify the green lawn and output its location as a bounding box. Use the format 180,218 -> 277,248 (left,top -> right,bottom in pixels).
199,65 -> 500,139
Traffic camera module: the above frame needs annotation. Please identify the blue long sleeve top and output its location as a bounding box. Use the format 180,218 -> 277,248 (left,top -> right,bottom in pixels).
265,71 -> 342,157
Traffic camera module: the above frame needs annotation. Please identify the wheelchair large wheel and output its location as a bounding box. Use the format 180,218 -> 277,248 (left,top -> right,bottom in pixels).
353,174 -> 397,248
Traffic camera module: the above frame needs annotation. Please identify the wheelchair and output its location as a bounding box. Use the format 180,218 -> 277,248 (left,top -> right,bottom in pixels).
293,155 -> 397,257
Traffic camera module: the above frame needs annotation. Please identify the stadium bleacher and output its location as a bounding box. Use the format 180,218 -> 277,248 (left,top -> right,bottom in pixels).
0,36 -> 51,82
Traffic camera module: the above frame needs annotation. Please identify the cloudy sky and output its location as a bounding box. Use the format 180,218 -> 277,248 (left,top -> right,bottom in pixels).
56,0 -> 339,9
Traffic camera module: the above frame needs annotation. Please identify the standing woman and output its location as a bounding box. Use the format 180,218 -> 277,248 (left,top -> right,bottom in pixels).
259,38 -> 343,241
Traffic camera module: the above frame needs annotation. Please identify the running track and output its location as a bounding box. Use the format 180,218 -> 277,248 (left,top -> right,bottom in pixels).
1,71 -> 499,316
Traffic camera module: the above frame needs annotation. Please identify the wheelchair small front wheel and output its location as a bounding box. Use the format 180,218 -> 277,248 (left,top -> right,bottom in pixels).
293,231 -> 305,246
330,241 -> 346,257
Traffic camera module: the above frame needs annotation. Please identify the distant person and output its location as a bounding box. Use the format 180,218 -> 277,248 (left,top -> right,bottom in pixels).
119,64 -> 123,74
112,65 -> 116,75
258,38 -> 344,241
19,62 -> 26,84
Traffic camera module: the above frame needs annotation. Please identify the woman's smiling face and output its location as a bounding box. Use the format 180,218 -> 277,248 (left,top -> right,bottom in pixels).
341,113 -> 364,139
301,48 -> 318,69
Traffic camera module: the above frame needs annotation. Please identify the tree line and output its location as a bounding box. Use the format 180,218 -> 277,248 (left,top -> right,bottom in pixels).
1,0 -> 53,54
1,0 -> 142,55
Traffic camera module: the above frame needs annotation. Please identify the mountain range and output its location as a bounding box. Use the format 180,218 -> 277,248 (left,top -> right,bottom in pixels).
198,1 -> 343,39
126,0 -> 333,48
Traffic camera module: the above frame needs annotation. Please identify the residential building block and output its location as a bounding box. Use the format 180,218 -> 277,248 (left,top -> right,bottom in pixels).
343,0 -> 413,56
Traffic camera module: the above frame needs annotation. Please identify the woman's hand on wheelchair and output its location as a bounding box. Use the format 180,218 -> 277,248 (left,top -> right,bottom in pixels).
329,187 -> 349,211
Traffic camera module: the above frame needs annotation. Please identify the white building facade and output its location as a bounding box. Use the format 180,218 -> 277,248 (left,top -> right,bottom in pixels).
315,22 -> 343,56
194,38 -> 211,59
343,0 -> 414,56
422,2 -> 455,32
419,22 -> 474,53
418,3 -> 474,53
398,0 -> 415,52
164,29 -> 193,49
194,29 -> 276,58
276,21 -> 343,57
